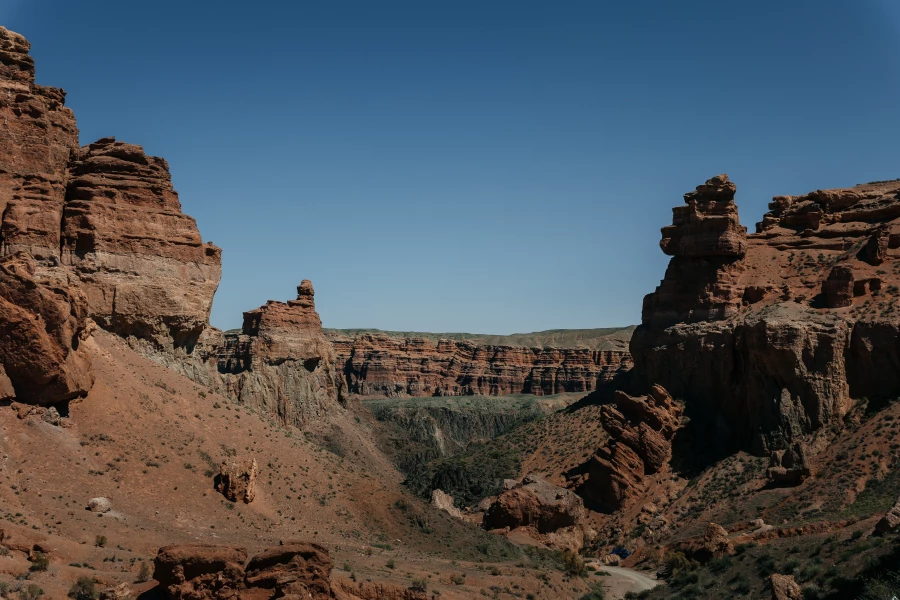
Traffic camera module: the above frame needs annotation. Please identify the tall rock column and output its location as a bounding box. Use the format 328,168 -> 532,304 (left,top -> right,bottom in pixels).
215,281 -> 344,427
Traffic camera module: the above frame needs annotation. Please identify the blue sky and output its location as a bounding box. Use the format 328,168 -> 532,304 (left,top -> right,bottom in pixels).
4,1 -> 900,333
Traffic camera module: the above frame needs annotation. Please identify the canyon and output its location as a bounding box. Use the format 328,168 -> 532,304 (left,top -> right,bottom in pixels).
4,22 -> 900,600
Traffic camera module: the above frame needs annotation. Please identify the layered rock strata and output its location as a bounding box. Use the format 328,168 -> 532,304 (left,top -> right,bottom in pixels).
577,385 -> 682,512
631,175 -> 900,454
210,281 -> 345,426
61,138 -> 222,350
331,333 -> 631,397
0,26 -> 221,404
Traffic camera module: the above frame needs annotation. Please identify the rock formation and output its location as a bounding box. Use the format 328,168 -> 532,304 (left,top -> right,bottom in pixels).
766,442 -> 813,486
331,333 -> 631,397
216,458 -> 258,504
0,27 -> 78,262
0,252 -> 93,404
153,542 -> 334,600
483,473 -> 586,550
577,385 -> 682,512
631,175 -> 900,455
61,138 -> 222,350
770,573 -> 803,600
0,28 -> 342,430
674,522 -> 734,564
211,281 -> 345,426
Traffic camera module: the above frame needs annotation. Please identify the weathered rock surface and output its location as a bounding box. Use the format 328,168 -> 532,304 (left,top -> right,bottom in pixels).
675,522 -> 734,564
211,282 -> 345,427
631,175 -> 900,456
0,252 -> 93,404
333,580 -> 427,600
770,573 -> 803,600
87,497 -> 112,513
431,489 -> 463,519
767,442 -> 813,486
0,27 -> 79,262
875,496 -> 900,534
577,385 -> 682,512
483,474 -> 585,535
61,138 -> 222,350
153,542 -> 334,599
216,458 -> 258,504
331,333 -> 631,397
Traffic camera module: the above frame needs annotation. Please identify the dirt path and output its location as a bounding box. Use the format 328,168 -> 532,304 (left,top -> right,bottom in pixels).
587,561 -> 660,598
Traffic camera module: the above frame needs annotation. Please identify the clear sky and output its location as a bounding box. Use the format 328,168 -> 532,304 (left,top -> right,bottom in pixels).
4,1 -> 900,333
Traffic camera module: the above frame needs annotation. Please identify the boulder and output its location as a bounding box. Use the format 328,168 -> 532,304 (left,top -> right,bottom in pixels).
98,583 -> 131,600
430,489 -> 463,519
216,458 -> 258,504
675,523 -> 734,564
577,386 -> 682,512
87,497 -> 111,513
770,573 -> 803,600
483,474 -> 585,535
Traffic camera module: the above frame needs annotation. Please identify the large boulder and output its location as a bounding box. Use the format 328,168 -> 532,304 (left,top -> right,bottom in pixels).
770,573 -> 803,600
216,458 -> 258,504
483,474 -> 584,534
244,542 -> 333,598
153,544 -> 248,597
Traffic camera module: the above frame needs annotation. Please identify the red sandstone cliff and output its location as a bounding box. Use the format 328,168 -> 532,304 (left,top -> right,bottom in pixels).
330,333 -> 632,397
631,174 -> 900,455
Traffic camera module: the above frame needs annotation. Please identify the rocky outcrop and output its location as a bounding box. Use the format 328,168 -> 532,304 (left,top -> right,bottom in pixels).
770,573 -> 803,600
153,542 -> 334,600
211,282 -> 344,426
767,443 -> 813,486
631,175 -> 900,456
332,333 -> 631,397
431,489 -> 463,519
0,26 -> 225,406
674,522 -> 734,564
577,385 -> 682,512
875,496 -> 900,534
483,474 -> 585,535
61,138 -> 222,350
0,27 -> 79,262
216,458 -> 258,504
0,252 -> 93,404
333,580 -> 427,600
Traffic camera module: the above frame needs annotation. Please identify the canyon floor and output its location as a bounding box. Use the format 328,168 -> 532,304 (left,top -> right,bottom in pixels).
0,330 -> 610,599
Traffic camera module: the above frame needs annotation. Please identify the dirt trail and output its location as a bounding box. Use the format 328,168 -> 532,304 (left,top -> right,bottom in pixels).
587,561 -> 660,598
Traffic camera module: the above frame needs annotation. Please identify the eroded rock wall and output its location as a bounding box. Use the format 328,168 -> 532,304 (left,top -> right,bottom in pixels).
331,334 -> 632,397
631,175 -> 900,454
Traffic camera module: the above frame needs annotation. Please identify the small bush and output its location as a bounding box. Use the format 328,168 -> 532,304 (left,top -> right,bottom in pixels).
29,551 -> 50,572
19,584 -> 44,600
94,535 -> 107,548
137,561 -> 151,583
68,576 -> 97,600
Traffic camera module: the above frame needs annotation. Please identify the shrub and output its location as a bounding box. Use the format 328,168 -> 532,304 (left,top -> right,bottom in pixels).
560,550 -> 587,577
19,584 -> 44,600
68,576 -> 97,600
29,551 -> 50,572
94,535 -> 107,548
409,577 -> 428,592
579,583 -> 607,600
137,561 -> 151,583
